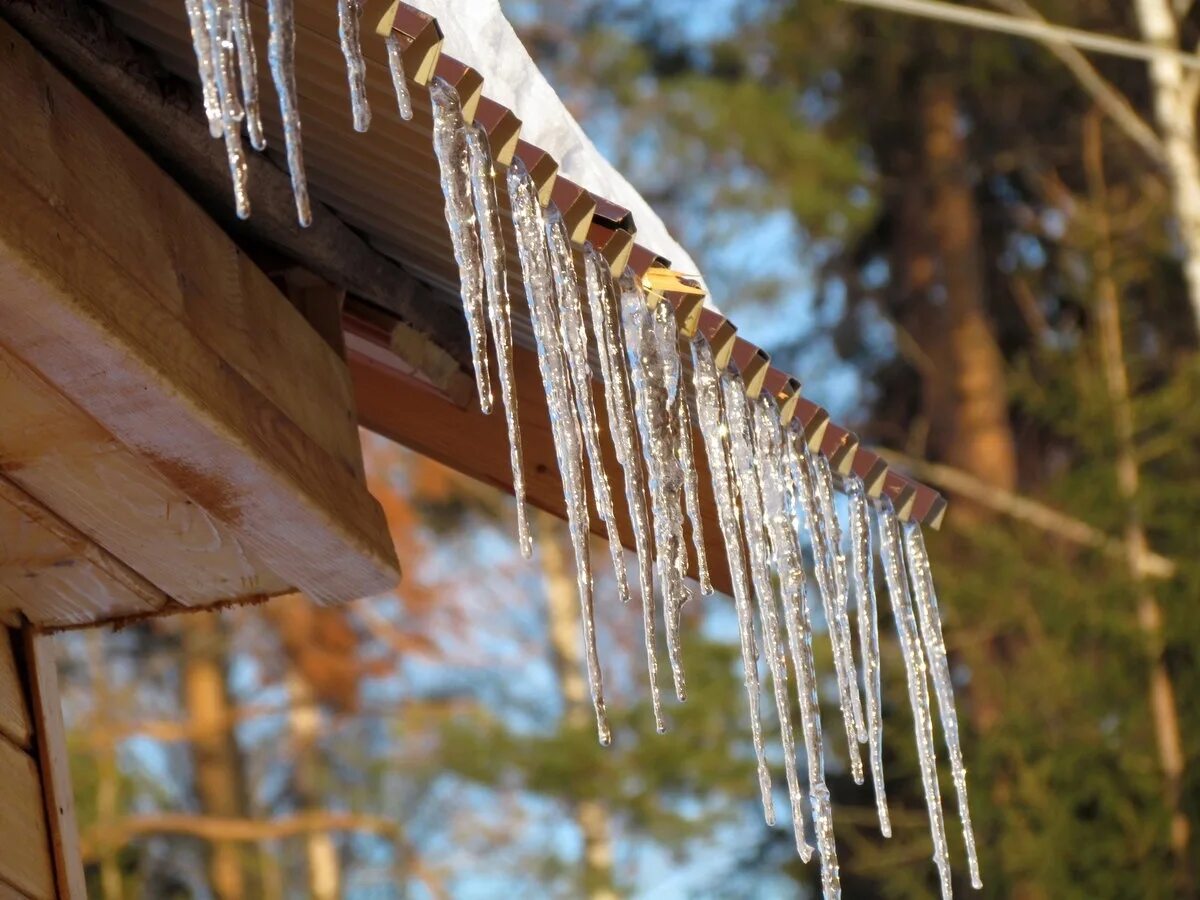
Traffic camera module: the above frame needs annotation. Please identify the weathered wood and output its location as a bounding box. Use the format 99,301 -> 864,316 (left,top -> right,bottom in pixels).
0,735 -> 55,899
22,629 -> 86,899
0,630 -> 29,750
0,21 -> 399,604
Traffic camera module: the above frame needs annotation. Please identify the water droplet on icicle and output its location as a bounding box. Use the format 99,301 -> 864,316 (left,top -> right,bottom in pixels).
265,0 -> 311,226
622,281 -> 690,703
202,0 -> 251,219
429,78 -> 494,415
904,521 -> 981,889
877,499 -> 952,900
846,474 -> 891,837
385,34 -> 415,121
336,0 -> 371,132
465,126 -> 531,559
228,0 -> 265,150
507,159 -> 609,746
721,370 -> 812,862
184,0 -> 223,138
689,334 -> 774,822
584,250 -> 664,732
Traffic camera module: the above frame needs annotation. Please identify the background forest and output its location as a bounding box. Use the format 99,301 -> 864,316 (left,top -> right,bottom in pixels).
56,0 -> 1200,897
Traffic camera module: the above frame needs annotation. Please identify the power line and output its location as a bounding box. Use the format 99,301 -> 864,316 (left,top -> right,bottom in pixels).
839,0 -> 1200,71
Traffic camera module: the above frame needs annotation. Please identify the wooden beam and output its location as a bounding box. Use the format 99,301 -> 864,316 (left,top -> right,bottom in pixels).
0,733 -> 55,899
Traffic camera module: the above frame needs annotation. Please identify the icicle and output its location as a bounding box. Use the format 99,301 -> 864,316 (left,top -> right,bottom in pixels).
622,280 -> 690,702
228,0 -> 265,150
507,160 -> 609,745
465,125 -> 531,559
721,372 -> 812,862
791,443 -> 865,784
429,79 -> 494,415
385,33 -> 415,121
847,475 -> 891,837
905,522 -> 982,889
184,0 -> 223,138
878,500 -> 952,900
266,0 -> 312,226
204,0 -> 251,219
752,396 -> 840,896
689,335 -> 774,824
337,0 -> 371,131
674,393 -> 713,594
545,212 -> 631,609
583,250 -> 665,733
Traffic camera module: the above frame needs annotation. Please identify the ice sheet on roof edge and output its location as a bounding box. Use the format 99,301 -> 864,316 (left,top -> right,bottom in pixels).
413,0 -> 705,292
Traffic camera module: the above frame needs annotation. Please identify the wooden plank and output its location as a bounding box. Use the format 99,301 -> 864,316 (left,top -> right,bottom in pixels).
0,630 -> 30,750
0,736 -> 55,900
0,477 -> 167,628
0,22 -> 399,605
22,629 -> 86,899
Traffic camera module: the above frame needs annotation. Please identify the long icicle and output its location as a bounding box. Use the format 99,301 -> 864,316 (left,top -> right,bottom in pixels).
465,125 -> 531,559
793,442 -> 866,784
722,371 -> 812,861
266,0 -> 312,226
204,0 -> 251,219
545,212 -> 631,608
675,393 -> 713,594
847,474 -> 891,837
622,280 -> 690,702
336,0 -> 371,131
877,499 -> 952,900
689,335 -> 774,824
184,0 -> 223,138
584,250 -> 664,732
429,79 -> 494,415
508,160 -> 609,745
384,33 -> 415,121
753,396 -> 840,895
904,522 -> 981,889
228,0 -> 265,150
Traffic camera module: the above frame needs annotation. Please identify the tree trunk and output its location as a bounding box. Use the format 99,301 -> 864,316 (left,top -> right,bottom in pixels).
1135,0 -> 1200,336
287,670 -> 341,900
537,511 -> 617,900
87,632 -> 123,900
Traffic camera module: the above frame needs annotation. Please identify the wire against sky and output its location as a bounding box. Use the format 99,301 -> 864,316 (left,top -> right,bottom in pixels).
840,0 -> 1200,71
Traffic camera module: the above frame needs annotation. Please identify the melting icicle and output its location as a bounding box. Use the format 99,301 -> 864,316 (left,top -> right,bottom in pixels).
622,280 -> 690,702
337,0 -> 371,132
465,125 -> 531,560
674,393 -> 713,594
545,212 -> 631,608
584,251 -> 663,732
429,79 -> 494,415
228,0 -> 265,150
385,34 -> 415,121
204,0 -> 251,219
905,522 -> 982,889
847,475 -> 891,837
508,160 -> 609,745
689,335 -> 774,824
184,0 -> 223,138
721,372 -> 812,862
752,396 -> 840,895
266,0 -> 312,226
878,500 -> 952,900
792,443 -> 865,784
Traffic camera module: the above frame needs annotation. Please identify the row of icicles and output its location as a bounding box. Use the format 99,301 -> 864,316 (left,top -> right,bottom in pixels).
181,6 -> 980,896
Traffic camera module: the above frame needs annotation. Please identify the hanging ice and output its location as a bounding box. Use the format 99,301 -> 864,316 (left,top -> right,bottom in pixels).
265,0 -> 312,226
905,522 -> 982,889
545,212 -> 631,609
847,475 -> 891,837
184,0 -> 223,138
689,335 -> 774,824
465,125 -> 531,559
622,281 -> 690,702
721,371 -> 812,861
228,0 -> 265,150
791,442 -> 865,784
752,395 -> 840,895
337,0 -> 371,131
877,500 -> 952,900
429,78 -> 494,415
203,0 -> 251,219
674,391 -> 713,594
508,160 -> 609,745
583,250 -> 664,732
385,34 -> 415,121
